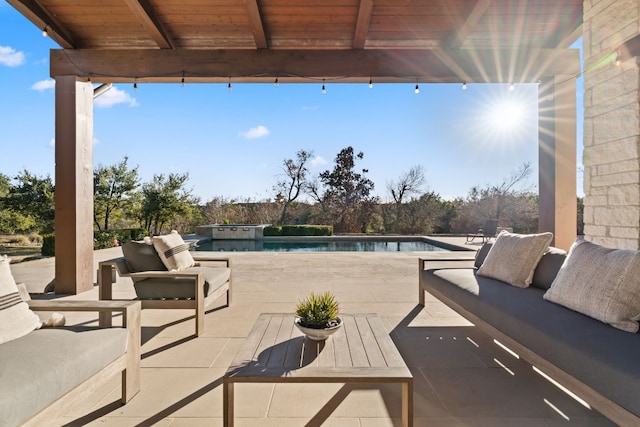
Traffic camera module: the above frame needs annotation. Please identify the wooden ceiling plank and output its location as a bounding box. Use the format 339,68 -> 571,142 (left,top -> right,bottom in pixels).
123,0 -> 176,49
448,0 -> 492,48
7,0 -> 76,48
50,48 -> 581,84
353,0 -> 373,48
244,0 -> 268,48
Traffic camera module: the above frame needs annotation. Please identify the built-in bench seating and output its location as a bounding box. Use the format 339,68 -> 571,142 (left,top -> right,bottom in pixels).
419,243 -> 640,426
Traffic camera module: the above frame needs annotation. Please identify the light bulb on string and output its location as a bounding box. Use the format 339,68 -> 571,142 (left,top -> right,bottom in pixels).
368,78 -> 373,89
321,79 -> 326,95
462,82 -> 467,90
227,79 -> 232,92
274,78 -> 279,87
42,26 -> 48,37
133,81 -> 138,92
509,82 -> 515,91
414,83 -> 420,94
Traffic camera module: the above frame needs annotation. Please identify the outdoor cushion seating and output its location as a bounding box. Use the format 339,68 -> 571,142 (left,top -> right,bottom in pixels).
98,237 -> 232,336
418,239 -> 640,426
0,256 -> 141,426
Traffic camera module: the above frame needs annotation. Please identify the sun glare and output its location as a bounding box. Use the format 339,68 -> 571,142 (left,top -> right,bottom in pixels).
469,86 -> 537,148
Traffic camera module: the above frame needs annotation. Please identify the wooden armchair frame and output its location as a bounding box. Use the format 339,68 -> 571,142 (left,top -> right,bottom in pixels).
98,256 -> 232,336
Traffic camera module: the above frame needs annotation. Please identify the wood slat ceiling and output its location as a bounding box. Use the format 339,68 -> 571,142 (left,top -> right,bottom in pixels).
8,0 -> 583,83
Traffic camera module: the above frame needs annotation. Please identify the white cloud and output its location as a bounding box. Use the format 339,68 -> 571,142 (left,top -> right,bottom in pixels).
0,45 -> 26,67
31,79 -> 55,91
94,86 -> 139,108
240,125 -> 270,139
310,155 -> 327,167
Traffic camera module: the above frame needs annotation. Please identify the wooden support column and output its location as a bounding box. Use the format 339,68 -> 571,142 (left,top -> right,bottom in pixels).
538,76 -> 577,251
54,76 -> 94,294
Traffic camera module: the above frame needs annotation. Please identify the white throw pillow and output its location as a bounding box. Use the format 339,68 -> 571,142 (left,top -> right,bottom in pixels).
0,256 -> 41,344
476,231 -> 553,288
544,238 -> 640,333
152,231 -> 195,271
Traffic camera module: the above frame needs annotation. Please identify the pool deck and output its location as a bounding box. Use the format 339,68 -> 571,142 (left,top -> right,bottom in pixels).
10,236 -> 614,426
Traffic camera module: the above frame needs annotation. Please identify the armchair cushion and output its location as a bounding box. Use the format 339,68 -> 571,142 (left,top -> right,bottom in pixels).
122,241 -> 167,273
133,266 -> 231,300
152,231 -> 195,271
0,256 -> 41,344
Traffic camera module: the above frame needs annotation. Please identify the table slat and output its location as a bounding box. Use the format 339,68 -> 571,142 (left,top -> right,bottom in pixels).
368,315 -> 406,367
356,316 -> 387,367
344,315 -> 369,367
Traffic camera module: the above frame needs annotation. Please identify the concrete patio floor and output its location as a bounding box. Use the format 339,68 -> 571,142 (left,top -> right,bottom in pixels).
11,237 -> 614,426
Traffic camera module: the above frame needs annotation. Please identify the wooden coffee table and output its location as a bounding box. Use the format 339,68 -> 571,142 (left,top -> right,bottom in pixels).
223,313 -> 413,426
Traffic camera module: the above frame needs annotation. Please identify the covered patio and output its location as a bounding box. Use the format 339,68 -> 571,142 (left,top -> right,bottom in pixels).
5,0 -> 583,294
6,0 -> 640,425
10,241 -> 615,426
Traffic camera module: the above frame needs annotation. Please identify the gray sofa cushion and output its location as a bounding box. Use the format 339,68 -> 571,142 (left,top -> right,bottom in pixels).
122,241 -> 167,273
422,267 -> 640,418
134,266 -> 230,300
0,327 -> 128,426
531,247 -> 567,290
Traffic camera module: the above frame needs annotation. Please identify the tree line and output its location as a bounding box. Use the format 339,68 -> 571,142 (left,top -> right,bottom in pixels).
0,147 -> 583,238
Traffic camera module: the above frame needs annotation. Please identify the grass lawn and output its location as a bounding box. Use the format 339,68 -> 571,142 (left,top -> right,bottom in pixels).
0,235 -> 43,262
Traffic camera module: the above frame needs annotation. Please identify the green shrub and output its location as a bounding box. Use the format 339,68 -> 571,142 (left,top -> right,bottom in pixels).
41,234 -> 55,256
264,225 -> 332,236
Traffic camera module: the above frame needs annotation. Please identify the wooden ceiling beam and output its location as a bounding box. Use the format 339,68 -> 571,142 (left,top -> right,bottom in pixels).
353,0 -> 373,49
50,48 -> 581,84
123,0 -> 176,49
244,0 -> 268,49
448,0 -> 491,49
7,0 -> 76,48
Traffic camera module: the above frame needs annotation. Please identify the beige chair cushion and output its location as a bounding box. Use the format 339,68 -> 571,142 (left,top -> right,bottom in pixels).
476,231 -> 553,288
0,256 -> 41,344
152,231 -> 195,271
544,238 -> 640,333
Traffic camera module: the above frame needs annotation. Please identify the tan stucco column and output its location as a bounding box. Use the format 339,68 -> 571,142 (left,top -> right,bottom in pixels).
538,76 -> 578,251
54,76 -> 94,294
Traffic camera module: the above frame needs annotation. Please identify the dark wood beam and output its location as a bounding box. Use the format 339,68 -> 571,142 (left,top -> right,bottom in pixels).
123,0 -> 176,49
448,0 -> 491,48
245,0 -> 268,49
353,0 -> 373,49
7,0 -> 76,48
50,48 -> 580,84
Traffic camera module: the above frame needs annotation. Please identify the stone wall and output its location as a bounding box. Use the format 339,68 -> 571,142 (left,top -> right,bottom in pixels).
583,0 -> 640,249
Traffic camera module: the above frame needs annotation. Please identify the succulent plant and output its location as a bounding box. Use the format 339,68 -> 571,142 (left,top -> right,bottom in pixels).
295,291 -> 340,329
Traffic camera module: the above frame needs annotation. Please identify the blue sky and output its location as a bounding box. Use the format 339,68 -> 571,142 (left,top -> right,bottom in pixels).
0,4 -> 583,203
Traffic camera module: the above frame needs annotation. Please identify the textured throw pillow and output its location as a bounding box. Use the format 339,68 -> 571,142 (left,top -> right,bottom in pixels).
476,231 -> 553,288
544,238 -> 640,333
152,231 -> 195,271
0,256 -> 41,344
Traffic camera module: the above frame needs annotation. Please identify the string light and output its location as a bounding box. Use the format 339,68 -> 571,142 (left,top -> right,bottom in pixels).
274,77 -> 279,87
509,82 -> 515,91
227,78 -> 232,92
462,82 -> 467,90
181,72 -> 185,87
368,78 -> 373,89
414,83 -> 420,94
42,26 -> 48,37
321,79 -> 326,95
133,80 -> 138,92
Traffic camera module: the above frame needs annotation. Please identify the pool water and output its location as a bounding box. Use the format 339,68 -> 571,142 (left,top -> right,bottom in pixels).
193,239 -> 448,252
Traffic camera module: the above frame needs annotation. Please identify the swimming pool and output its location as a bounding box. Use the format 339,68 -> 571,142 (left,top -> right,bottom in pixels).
192,237 -> 450,252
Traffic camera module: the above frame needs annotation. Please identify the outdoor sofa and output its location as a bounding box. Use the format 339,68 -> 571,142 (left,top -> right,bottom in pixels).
98,232 -> 232,336
418,233 -> 640,426
0,270 -> 141,426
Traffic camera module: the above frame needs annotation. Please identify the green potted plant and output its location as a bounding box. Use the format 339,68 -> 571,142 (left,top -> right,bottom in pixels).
294,291 -> 342,340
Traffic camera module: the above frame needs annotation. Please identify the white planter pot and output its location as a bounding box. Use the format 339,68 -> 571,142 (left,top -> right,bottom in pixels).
294,316 -> 343,341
